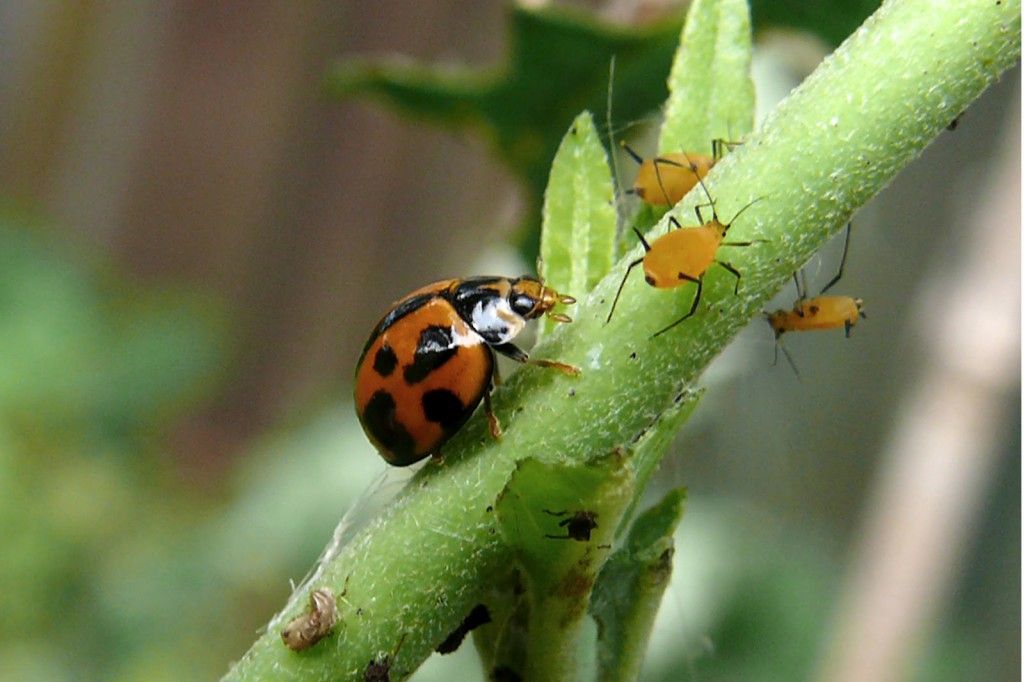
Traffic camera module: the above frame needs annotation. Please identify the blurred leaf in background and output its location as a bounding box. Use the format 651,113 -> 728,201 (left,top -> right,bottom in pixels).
325,1 -> 879,259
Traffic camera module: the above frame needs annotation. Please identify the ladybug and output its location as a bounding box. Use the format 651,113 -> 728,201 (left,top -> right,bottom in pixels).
355,276 -> 579,466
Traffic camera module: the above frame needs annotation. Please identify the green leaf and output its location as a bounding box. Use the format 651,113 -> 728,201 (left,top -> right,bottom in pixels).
538,112 -> 617,338
493,453 -> 635,681
659,0 -> 755,156
325,3 -> 879,263
592,487 -> 687,682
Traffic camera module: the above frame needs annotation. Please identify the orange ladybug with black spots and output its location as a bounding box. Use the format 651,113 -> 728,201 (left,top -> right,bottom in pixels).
354,276 -> 578,466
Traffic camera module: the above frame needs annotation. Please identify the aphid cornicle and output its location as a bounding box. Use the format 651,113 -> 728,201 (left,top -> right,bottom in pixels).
355,276 -> 578,467
607,154 -> 764,336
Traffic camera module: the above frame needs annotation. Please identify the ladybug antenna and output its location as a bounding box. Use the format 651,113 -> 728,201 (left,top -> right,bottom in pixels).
543,287 -> 575,324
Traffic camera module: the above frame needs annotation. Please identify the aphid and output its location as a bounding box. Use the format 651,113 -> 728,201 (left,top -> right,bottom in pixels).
622,140 -> 738,207
544,509 -> 598,542
281,588 -> 338,652
765,225 -> 866,374
436,604 -> 492,654
364,634 -> 407,682
355,276 -> 579,466
607,158 -> 764,336
767,295 -> 865,338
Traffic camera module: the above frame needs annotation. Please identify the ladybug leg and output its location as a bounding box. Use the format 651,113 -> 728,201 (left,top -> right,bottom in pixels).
492,343 -> 579,376
483,367 -> 502,440
491,356 -> 503,386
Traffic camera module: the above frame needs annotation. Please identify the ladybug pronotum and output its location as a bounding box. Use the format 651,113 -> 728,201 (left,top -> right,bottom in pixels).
355,276 -> 578,466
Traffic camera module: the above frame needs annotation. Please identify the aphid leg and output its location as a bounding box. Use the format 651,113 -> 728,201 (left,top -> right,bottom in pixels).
652,274 -> 703,337
607,256 -> 645,323
712,137 -> 725,161
844,320 -> 854,338
715,260 -> 743,295
694,200 -> 714,225
712,137 -> 743,160
492,342 -> 579,377
793,271 -> 808,306
819,222 -> 853,295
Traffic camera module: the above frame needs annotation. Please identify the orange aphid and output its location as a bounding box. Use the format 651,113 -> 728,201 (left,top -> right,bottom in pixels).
767,295 -> 865,338
624,140 -> 734,206
764,224 -> 866,375
607,153 -> 764,336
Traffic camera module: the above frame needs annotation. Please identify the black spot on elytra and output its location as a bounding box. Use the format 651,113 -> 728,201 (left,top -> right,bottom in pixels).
422,389 -> 466,433
373,344 -> 398,376
404,325 -> 456,384
362,391 -> 416,465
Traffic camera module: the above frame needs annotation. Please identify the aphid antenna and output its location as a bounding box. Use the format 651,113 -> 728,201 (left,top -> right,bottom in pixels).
678,149 -> 720,225
620,141 -> 645,165
777,340 -> 802,380
605,56 -> 626,234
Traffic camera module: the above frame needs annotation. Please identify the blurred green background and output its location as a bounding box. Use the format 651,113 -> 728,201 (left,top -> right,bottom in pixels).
0,2 -> 1018,680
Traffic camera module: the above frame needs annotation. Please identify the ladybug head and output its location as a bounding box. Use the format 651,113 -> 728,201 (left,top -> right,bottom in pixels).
509,276 -> 576,324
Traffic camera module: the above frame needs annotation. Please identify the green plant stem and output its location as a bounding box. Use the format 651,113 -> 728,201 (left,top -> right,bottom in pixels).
223,1 -> 1019,679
